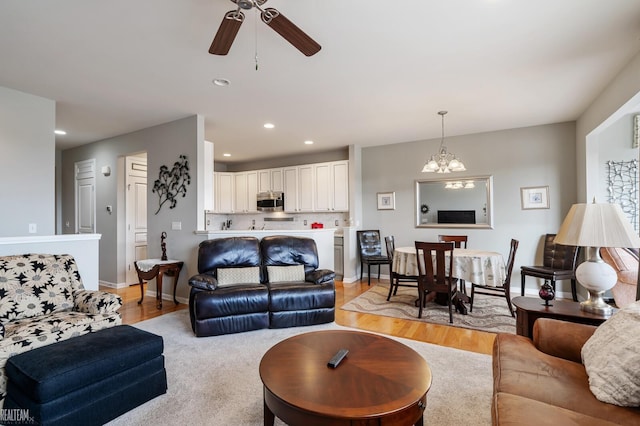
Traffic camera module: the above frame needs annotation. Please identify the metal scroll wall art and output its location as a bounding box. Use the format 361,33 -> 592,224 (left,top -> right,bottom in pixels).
152,155 -> 191,215
607,159 -> 638,231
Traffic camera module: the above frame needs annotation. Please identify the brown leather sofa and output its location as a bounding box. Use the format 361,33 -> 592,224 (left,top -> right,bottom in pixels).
492,318 -> 640,425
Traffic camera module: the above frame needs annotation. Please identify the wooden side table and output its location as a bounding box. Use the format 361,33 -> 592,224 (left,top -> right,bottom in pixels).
134,259 -> 183,309
512,296 -> 612,338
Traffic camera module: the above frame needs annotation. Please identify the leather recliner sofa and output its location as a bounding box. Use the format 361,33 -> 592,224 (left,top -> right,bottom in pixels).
188,235 -> 336,337
492,318 -> 640,425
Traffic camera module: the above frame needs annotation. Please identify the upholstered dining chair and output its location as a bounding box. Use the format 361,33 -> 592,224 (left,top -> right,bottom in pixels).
415,241 -> 457,323
357,230 -> 389,286
520,233 -> 579,301
385,236 -> 418,301
470,239 -> 519,316
438,235 -> 468,294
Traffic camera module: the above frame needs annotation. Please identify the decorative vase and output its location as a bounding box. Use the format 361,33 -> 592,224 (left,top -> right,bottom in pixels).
539,282 -> 555,306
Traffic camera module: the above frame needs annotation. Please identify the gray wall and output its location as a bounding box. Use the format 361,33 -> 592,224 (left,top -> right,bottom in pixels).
362,122 -> 577,296
0,86 -> 55,237
61,115 -> 206,299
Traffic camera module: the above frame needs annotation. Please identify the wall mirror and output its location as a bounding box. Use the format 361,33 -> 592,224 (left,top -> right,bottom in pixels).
415,175 -> 494,229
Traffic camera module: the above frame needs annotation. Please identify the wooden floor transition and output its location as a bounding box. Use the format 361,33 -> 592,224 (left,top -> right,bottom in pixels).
102,278 -> 496,355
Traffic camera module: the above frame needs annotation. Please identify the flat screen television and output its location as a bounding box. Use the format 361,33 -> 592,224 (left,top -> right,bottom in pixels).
437,210 -> 476,224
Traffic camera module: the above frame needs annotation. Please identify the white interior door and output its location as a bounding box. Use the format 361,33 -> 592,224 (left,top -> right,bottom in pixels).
125,155 -> 148,284
75,159 -> 96,234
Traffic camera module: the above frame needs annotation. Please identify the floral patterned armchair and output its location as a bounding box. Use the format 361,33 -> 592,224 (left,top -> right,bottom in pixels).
0,253 -> 122,408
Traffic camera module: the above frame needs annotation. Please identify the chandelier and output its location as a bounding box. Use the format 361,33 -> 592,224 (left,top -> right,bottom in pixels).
421,111 -> 466,173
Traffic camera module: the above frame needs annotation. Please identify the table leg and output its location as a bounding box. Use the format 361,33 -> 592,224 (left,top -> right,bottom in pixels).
156,272 -> 163,309
263,400 -> 275,426
414,414 -> 424,426
137,276 -> 145,305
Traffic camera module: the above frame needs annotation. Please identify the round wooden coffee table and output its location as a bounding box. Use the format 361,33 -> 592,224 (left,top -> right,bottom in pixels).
259,330 -> 432,426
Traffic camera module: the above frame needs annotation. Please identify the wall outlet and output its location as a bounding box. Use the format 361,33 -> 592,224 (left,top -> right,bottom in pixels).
171,221 -> 182,230
335,220 -> 339,226
28,223 -> 37,233
303,220 -> 307,226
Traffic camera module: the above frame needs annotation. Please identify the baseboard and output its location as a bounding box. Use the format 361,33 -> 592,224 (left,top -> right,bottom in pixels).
143,289 -> 188,305
99,280 -> 129,289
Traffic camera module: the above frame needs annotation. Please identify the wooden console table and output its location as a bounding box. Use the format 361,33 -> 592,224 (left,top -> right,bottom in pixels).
512,296 -> 612,338
134,259 -> 183,309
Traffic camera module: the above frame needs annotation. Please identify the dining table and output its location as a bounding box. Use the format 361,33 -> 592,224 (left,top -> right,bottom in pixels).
393,246 -> 506,288
392,246 -> 507,313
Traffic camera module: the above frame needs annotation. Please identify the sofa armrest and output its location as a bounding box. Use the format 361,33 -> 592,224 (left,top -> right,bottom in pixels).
189,274 -> 218,291
74,290 -> 123,314
533,318 -> 598,363
305,269 -> 336,285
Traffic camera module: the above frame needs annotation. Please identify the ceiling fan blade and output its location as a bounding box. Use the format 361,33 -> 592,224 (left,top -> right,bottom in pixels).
261,8 -> 321,57
209,10 -> 245,55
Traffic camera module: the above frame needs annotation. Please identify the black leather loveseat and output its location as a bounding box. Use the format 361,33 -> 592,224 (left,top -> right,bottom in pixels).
188,235 -> 336,337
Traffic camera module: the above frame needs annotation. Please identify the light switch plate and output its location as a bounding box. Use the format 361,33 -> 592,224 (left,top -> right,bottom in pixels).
171,221 -> 182,230
28,223 -> 37,233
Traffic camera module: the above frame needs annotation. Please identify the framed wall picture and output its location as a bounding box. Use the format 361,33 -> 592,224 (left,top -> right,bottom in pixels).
377,192 -> 395,210
520,186 -> 550,210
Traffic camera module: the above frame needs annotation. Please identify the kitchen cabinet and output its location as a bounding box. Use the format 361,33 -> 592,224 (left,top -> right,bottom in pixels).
314,161 -> 349,212
334,235 -> 344,279
283,165 -> 313,212
258,168 -> 283,193
234,171 -> 258,213
214,172 -> 234,213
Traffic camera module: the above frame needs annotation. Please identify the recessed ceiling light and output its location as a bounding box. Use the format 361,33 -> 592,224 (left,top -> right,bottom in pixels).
212,78 -> 230,87
223,153 -> 231,157
54,129 -> 67,135
264,123 -> 275,129
304,140 -> 314,145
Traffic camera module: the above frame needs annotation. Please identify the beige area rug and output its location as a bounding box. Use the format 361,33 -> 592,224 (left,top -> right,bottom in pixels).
341,283 -> 516,334
106,310 -> 492,426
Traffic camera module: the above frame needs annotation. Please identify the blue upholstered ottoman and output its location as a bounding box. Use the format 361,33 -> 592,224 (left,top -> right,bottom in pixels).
4,325 -> 167,426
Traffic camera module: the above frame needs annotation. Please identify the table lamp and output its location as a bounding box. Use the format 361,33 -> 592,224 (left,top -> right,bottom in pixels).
554,201 -> 640,316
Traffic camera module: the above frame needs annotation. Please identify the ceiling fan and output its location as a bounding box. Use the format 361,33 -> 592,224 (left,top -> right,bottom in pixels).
209,0 -> 321,57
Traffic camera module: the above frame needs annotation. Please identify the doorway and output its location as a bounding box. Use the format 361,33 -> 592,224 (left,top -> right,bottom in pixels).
125,154 -> 148,285
75,159 -> 96,234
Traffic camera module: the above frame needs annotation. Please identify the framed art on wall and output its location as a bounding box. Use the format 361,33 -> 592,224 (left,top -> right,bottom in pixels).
520,186 -> 549,210
377,192 -> 395,210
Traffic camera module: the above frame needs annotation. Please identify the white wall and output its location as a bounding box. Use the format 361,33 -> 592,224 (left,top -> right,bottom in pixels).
0,86 -> 55,237
361,122 -> 577,297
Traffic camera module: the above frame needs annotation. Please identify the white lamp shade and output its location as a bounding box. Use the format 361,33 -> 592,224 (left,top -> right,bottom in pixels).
554,202 -> 640,248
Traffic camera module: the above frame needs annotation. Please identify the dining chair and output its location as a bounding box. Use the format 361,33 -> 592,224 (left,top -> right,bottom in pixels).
520,234 -> 579,301
357,230 -> 389,286
385,236 -> 418,301
415,241 -> 457,323
437,235 -> 468,248
470,239 -> 519,317
438,235 -> 468,294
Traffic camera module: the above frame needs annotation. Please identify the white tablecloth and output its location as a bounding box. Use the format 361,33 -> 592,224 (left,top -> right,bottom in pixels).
392,247 -> 506,287
136,259 -> 181,273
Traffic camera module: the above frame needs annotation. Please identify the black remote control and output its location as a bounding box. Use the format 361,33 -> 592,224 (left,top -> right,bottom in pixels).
327,348 -> 349,368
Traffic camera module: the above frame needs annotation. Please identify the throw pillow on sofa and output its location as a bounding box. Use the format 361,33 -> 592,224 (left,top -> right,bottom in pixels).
582,300 -> 640,407
267,265 -> 305,283
216,267 -> 261,287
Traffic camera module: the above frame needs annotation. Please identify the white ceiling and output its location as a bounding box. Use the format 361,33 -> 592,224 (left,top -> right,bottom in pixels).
1,0 -> 640,163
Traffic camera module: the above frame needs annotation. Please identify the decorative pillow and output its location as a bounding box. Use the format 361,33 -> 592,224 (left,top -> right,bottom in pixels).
216,267 -> 261,287
581,300 -> 640,406
267,265 -> 305,283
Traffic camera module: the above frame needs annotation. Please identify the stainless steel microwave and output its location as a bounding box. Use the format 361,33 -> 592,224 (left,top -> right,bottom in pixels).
257,191 -> 284,211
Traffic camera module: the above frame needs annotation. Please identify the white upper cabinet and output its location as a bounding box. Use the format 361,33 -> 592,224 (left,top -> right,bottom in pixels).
216,161 -> 348,214
214,172 -> 234,213
258,168 -> 283,193
314,161 -> 349,212
234,171 -> 258,213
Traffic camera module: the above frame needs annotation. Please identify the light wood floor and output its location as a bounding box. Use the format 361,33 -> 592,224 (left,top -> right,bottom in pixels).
102,278 -> 496,355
